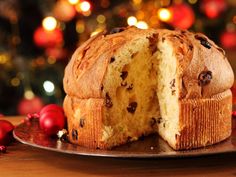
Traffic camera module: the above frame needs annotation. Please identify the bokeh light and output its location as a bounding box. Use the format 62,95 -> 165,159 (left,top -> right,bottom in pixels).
97,14 -> 106,24
188,0 -> 198,4
24,90 -> 34,99
68,0 -> 79,5
42,16 -> 57,31
79,1 -> 91,12
158,8 -> 172,22
136,21 -> 148,29
43,80 -> 55,94
127,16 -> 137,26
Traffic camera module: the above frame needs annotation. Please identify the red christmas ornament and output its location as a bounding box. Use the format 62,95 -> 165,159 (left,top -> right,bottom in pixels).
220,31 -> 236,49
33,27 -> 63,48
39,104 -> 66,136
0,145 -> 6,153
45,47 -> 67,60
201,0 -> 227,19
17,96 -> 44,115
169,3 -> 195,29
40,104 -> 64,116
53,0 -> 76,22
0,120 -> 14,146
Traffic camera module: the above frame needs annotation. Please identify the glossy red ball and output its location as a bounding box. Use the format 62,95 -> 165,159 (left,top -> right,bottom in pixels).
0,120 -> 14,145
39,104 -> 64,116
39,111 -> 65,136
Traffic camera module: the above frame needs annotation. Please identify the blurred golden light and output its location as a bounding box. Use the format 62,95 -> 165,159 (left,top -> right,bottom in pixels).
47,57 -> 57,64
76,20 -> 85,33
97,14 -> 106,24
132,0 -> 142,5
42,16 -> 57,31
90,28 -> 104,37
11,77 -> 20,87
0,54 -> 9,64
68,0 -> 79,5
79,1 -> 91,12
127,16 -> 137,26
188,0 -> 198,4
136,21 -> 148,29
24,90 -> 34,99
157,8 -> 172,22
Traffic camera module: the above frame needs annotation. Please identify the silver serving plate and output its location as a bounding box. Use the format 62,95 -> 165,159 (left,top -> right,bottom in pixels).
13,119 -> 236,158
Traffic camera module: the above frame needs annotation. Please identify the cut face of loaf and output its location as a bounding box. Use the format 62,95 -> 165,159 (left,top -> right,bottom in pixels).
63,27 -> 234,150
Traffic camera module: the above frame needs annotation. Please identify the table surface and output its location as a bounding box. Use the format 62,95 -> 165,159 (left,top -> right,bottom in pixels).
1,116 -> 236,177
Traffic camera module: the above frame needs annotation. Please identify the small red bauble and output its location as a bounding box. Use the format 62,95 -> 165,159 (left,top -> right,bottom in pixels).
169,3 -> 195,29
39,104 -> 66,136
0,145 -> 6,153
53,0 -> 76,22
33,27 -> 63,48
0,120 -> 14,146
40,104 -> 64,116
220,31 -> 236,49
200,0 -> 227,19
17,96 -> 44,115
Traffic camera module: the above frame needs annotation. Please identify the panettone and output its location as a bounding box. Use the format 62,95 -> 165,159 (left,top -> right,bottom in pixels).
63,27 -> 234,150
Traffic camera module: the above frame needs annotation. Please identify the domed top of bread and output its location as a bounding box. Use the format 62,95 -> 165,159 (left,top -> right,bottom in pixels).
63,26 -> 234,99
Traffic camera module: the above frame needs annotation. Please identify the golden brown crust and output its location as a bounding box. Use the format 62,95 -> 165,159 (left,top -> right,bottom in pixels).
159,29 -> 234,99
64,27 -> 234,100
63,95 -> 106,149
174,89 -> 232,150
63,27 -> 157,99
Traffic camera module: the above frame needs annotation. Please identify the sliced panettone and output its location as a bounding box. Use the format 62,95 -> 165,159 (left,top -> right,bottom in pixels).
63,26 -> 234,150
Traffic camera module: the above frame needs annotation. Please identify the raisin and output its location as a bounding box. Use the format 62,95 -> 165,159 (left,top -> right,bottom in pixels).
170,79 -> 175,89
157,118 -> 163,124
105,93 -> 113,108
127,102 -> 137,113
172,90 -> 176,95
80,118 -> 85,128
198,71 -> 212,86
131,52 -> 138,58
110,57 -> 115,63
110,27 -> 125,34
162,37 -> 165,42
150,117 -> 157,127
189,45 -> 193,51
101,85 -> 104,91
127,136 -> 132,142
126,84 -> 133,90
120,71 -> 128,80
181,30 -> 187,34
195,35 -> 211,49
72,129 -> 78,140
147,33 -> 159,54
